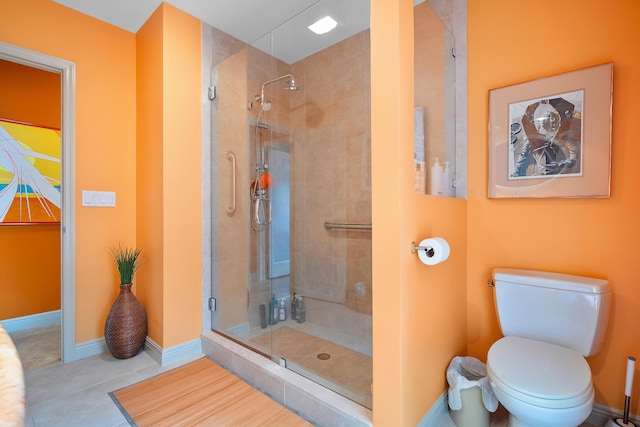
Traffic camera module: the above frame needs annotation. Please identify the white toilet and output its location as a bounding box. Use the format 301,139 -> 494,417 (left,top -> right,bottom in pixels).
487,268 -> 611,427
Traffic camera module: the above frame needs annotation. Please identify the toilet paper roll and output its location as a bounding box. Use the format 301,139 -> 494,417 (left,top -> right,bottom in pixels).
417,237 -> 450,265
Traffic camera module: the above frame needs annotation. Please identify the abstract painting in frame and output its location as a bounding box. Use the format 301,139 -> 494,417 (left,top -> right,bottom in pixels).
0,119 -> 61,224
488,62 -> 613,198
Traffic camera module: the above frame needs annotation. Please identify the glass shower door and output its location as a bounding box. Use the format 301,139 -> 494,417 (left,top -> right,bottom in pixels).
207,0 -> 374,409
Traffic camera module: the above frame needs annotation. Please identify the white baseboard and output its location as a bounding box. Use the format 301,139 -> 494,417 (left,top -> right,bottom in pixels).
144,336 -> 203,366
418,391 -> 449,427
75,337 -> 108,359
0,310 -> 61,333
0,313 -> 203,366
72,335 -> 202,365
590,402 -> 638,426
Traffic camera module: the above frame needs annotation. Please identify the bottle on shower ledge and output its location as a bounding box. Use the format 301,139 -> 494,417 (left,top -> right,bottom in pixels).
294,295 -> 306,323
291,293 -> 298,318
279,298 -> 286,321
269,294 -> 278,325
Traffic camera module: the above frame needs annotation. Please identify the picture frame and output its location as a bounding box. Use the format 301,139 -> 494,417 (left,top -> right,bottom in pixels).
0,118 -> 61,224
488,62 -> 613,198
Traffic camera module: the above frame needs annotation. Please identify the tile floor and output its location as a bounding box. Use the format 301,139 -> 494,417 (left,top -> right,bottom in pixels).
14,324 -> 599,427
9,324 -> 61,371
24,351 -> 202,427
21,349 -> 602,427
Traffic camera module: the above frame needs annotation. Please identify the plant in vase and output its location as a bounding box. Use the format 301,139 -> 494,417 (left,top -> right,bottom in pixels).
104,244 -> 147,359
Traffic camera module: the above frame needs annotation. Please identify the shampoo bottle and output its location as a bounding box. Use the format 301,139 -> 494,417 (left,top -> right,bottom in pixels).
291,293 -> 298,318
269,294 -> 278,325
295,296 -> 306,323
279,298 -> 286,321
259,304 -> 267,329
430,157 -> 444,196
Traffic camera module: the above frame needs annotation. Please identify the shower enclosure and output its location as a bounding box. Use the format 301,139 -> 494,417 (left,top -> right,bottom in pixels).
204,0 -> 457,411
207,3 -> 373,409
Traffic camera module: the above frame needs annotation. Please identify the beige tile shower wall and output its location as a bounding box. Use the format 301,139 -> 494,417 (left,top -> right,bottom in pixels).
217,49 -> 250,330
290,30 -> 372,314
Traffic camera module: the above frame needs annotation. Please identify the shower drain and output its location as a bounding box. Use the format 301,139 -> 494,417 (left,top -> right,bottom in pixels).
317,353 -> 331,361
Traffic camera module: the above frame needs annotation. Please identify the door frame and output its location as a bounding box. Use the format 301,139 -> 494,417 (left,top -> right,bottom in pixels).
0,41 -> 77,362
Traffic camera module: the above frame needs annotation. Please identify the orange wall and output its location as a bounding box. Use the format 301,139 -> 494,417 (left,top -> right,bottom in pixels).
371,0 -> 467,424
2,0 -> 201,351
0,60 -> 61,319
2,0 -> 202,349
468,0 -> 640,414
136,5 -> 166,349
1,0 -> 137,342
0,225 -> 60,319
160,4 -> 202,348
136,4 -> 202,348
0,60 -> 60,128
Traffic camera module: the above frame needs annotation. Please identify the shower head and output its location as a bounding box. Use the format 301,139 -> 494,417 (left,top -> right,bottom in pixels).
256,73 -> 302,108
283,76 -> 303,91
283,82 -> 303,91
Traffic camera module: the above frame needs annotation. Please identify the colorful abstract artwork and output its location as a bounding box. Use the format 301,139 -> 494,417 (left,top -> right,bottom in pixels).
0,119 -> 61,224
488,62 -> 612,198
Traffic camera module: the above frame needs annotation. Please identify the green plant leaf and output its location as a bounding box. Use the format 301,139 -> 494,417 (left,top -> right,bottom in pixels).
110,244 -> 142,285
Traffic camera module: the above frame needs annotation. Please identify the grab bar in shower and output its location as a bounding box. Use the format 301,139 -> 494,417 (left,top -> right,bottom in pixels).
226,151 -> 236,216
324,221 -> 372,231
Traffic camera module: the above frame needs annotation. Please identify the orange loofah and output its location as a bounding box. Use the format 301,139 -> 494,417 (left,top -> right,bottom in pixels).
259,172 -> 274,189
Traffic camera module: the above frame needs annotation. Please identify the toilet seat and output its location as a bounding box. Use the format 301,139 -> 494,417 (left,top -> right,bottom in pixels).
487,336 -> 593,409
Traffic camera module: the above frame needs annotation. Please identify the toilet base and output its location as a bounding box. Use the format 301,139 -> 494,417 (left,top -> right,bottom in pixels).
492,383 -> 593,427
506,413 -> 582,427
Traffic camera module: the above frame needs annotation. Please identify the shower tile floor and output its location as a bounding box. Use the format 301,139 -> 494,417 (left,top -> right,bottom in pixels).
239,317 -> 372,356
249,326 -> 372,408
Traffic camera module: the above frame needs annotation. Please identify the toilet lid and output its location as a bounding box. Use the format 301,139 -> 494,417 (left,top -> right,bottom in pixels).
488,336 -> 592,405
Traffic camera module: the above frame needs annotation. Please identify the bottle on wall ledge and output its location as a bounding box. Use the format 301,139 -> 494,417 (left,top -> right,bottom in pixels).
430,157 -> 444,196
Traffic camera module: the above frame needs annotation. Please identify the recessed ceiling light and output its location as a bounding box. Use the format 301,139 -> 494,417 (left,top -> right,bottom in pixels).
308,16 -> 338,35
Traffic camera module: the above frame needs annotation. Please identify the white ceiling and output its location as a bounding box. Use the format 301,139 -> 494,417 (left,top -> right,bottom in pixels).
53,0 -> 426,64
53,0 -> 373,64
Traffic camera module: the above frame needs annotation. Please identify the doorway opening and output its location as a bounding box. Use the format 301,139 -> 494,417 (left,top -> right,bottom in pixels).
0,41 -> 77,363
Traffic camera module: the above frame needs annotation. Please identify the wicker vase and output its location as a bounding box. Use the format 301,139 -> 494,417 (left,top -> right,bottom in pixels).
104,284 -> 147,359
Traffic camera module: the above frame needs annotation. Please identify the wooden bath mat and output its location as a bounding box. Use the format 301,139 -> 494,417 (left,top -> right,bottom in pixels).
110,357 -> 311,426
250,327 -> 372,406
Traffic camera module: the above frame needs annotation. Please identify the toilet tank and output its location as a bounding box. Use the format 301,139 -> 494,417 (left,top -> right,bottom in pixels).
493,268 -> 611,357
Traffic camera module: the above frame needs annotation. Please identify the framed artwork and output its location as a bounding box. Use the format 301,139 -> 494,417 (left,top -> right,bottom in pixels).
0,119 -> 61,224
488,62 -> 613,198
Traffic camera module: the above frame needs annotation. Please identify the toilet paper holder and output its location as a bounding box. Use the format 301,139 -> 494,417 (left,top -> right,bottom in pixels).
410,241 -> 435,258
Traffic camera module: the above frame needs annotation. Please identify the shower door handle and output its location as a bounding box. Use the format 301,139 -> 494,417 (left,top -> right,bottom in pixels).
226,151 -> 236,216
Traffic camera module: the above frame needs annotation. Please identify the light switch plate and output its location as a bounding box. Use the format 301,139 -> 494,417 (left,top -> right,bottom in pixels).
82,190 -> 116,207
